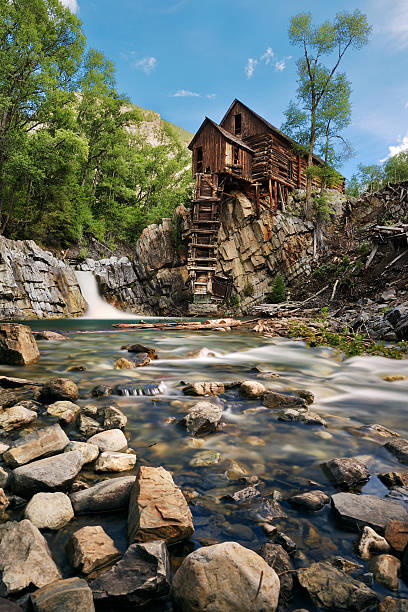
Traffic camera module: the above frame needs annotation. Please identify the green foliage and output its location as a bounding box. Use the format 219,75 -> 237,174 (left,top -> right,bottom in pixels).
313,193 -> 335,220
242,282 -> 255,297
348,152 -> 408,197
225,294 -> 240,309
268,273 -> 286,303
0,0 -> 193,247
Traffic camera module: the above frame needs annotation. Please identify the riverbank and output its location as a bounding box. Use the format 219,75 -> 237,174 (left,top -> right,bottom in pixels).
0,321 -> 408,608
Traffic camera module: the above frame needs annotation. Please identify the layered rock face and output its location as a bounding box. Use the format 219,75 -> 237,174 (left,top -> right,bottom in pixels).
0,236 -> 86,319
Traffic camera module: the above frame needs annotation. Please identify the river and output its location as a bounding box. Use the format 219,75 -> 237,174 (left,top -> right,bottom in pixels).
3,316 -> 408,605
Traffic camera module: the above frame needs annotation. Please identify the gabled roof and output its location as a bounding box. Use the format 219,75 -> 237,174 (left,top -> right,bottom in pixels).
188,117 -> 254,153
220,98 -> 327,167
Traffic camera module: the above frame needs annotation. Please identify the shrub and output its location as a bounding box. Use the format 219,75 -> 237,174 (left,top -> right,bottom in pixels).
268,273 -> 286,303
242,282 -> 255,297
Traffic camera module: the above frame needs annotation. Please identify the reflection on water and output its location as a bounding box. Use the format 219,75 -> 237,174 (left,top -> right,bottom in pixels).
4,319 -> 408,602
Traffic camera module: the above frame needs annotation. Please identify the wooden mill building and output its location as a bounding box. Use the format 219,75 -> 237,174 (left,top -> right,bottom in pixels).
187,99 -> 344,302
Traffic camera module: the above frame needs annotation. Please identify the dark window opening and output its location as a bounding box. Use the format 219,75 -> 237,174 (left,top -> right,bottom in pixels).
205,166 -> 211,173
288,160 -> 293,180
233,146 -> 240,165
196,146 -> 203,173
234,113 -> 242,135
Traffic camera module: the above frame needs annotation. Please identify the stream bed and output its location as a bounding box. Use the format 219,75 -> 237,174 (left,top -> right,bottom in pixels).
4,318 -> 408,608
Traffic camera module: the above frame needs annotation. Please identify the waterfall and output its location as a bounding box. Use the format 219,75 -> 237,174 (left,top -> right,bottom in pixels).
75,270 -> 137,319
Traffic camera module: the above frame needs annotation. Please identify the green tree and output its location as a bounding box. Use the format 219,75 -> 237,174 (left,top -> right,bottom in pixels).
285,10 -> 371,217
269,273 -> 286,303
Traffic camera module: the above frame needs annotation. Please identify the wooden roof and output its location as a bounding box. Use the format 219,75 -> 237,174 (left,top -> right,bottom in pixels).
220,98 -> 327,167
188,117 -> 254,153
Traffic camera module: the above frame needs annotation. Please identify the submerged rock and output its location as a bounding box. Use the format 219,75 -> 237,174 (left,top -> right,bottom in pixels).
67,526 -> 121,575
38,378 -> 78,403
0,323 -> 40,366
91,541 -> 170,607
288,490 -> 330,511
91,384 -> 112,398
124,343 -> 158,359
128,465 -> 194,544
189,450 -> 222,466
183,381 -> 225,396
0,519 -> 61,595
69,476 -> 135,514
239,380 -> 266,398
11,450 -> 83,496
24,492 -> 74,530
88,429 -> 127,452
385,438 -> 408,464
114,358 -> 134,370
357,526 -> 391,560
172,541 -> 280,612
323,457 -> 370,490
4,424 -> 69,468
263,391 -> 306,409
331,492 -> 408,533
179,401 -> 223,436
297,561 -> 378,610
31,577 -> 95,612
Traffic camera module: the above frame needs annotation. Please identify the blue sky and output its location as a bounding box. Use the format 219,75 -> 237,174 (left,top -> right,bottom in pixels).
63,0 -> 408,180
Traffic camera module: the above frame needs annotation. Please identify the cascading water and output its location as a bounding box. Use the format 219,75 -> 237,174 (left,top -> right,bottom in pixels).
75,270 -> 137,319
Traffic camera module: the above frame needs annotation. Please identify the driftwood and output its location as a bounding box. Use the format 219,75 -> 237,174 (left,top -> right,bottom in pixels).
0,376 -> 42,388
253,284 -> 330,316
112,318 -> 258,332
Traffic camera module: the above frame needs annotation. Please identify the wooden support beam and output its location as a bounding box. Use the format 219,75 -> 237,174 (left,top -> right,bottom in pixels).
268,179 -> 273,211
274,180 -> 278,212
298,154 -> 301,188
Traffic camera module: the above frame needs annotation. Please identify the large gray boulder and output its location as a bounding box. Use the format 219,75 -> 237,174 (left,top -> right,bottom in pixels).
70,476 -> 135,514
128,466 -> 194,544
172,541 -> 280,612
31,577 -> 95,612
0,323 -> 40,365
179,401 -> 223,435
332,492 -> 408,533
11,450 -> 83,496
0,519 -> 61,595
4,424 -> 69,468
297,561 -> 378,610
91,541 -> 170,607
24,492 -> 74,530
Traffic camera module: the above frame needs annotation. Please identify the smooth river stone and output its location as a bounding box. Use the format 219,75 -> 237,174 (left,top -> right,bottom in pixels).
4,424 -> 69,468
332,492 -> 408,533
0,406 -> 37,433
385,438 -> 408,463
323,457 -> 370,490
87,429 -> 127,452
70,476 -> 136,514
24,492 -> 74,530
31,577 -> 95,612
95,451 -> 136,472
11,451 -> 83,496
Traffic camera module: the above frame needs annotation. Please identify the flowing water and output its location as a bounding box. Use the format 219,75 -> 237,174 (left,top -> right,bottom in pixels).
75,271 -> 138,319
4,316 -> 408,605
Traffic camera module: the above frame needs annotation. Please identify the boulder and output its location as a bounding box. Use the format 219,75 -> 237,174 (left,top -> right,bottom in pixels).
379,472 -> 408,488
183,382 -> 225,396
30,578 -> 95,612
24,492 -> 74,530
63,441 -> 99,464
297,561 -> 378,610
259,542 -> 293,604
124,343 -> 158,359
172,541 -> 280,612
0,406 -> 37,433
88,429 -> 127,452
3,425 -> 69,468
115,358 -> 134,370
34,331 -> 67,341
128,465 -> 194,544
263,391 -> 306,408
357,526 -> 391,560
385,520 -> 408,553
240,380 -> 266,398
11,450 -> 83,496
0,324 -> 40,365
367,554 -> 400,590
67,526 -> 121,575
103,406 -> 127,430
95,451 -> 136,472
0,519 -> 61,595
91,384 -> 112,398
132,353 -> 151,367
288,490 -> 330,511
385,438 -> 408,464
323,457 -> 370,490
179,401 -> 222,435
378,597 -> 408,612
77,414 -> 102,437
47,401 -> 80,424
91,541 -> 170,607
70,476 -> 135,514
331,492 -> 408,533
38,378 -> 78,403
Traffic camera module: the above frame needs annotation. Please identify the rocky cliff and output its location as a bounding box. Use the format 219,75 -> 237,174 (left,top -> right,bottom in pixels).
0,236 -> 86,319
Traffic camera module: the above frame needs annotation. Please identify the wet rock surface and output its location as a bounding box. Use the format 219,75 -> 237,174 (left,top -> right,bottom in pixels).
30,577 -> 95,612
11,450 -> 83,496
331,492 -> 408,533
67,525 -> 121,575
38,378 -> 79,403
385,520 -> 408,553
183,381 -> 225,396
323,457 -> 370,490
357,526 -> 391,560
87,429 -> 128,452
288,490 -> 330,511
4,424 -> 69,468
385,438 -> 408,463
367,554 -> 401,590
259,542 -> 293,604
172,541 -> 280,612
179,401 -> 223,435
0,324 -> 40,365
69,476 -> 136,514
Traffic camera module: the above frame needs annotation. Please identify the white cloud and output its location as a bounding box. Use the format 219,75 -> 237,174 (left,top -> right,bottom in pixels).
173,90 -> 200,97
260,47 -> 274,65
134,57 -> 157,75
245,58 -> 258,79
206,93 -> 216,99
245,48 -> 291,78
380,131 -> 408,161
373,0 -> 408,50
60,0 -> 78,12
405,101 -> 408,109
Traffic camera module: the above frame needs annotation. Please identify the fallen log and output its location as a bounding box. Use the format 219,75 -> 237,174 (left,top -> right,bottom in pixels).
112,318 -> 259,331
